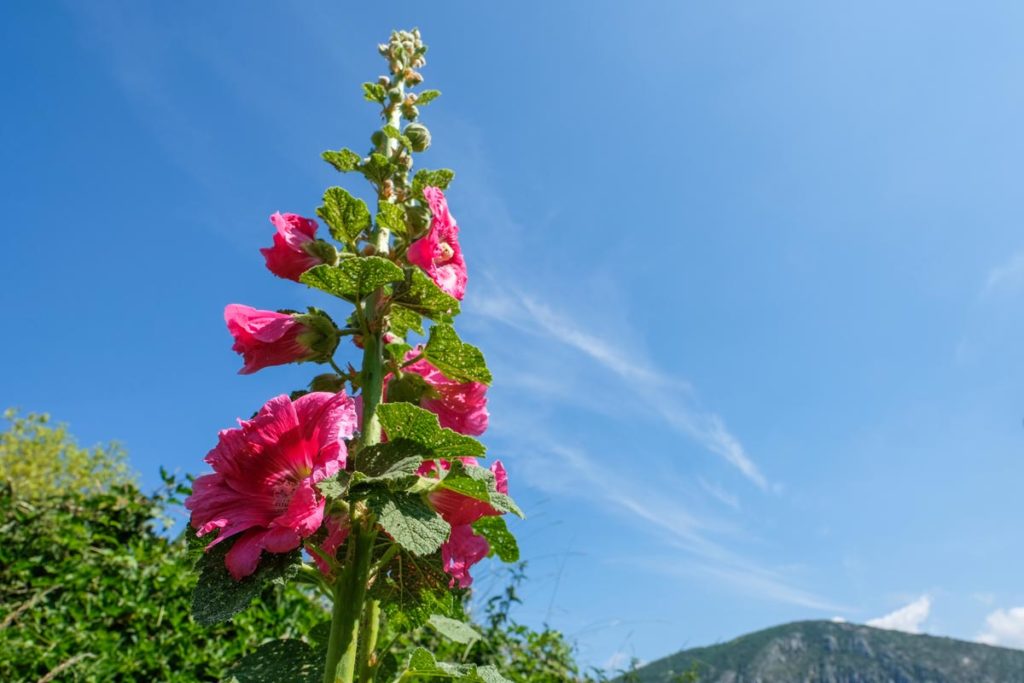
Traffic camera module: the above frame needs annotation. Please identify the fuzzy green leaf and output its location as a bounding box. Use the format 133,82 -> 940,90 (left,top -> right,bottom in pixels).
401,648 -> 513,683
353,439 -> 425,490
412,168 -> 455,200
361,153 -> 395,185
382,125 -> 413,150
315,471 -> 349,499
377,402 -> 485,458
322,148 -> 361,173
377,201 -> 407,236
472,516 -> 519,562
416,89 -> 441,104
428,615 -> 481,645
392,269 -> 460,322
301,258 -> 404,302
318,187 -> 371,245
368,492 -> 449,556
227,638 -> 322,683
389,305 -> 425,337
192,541 -> 300,625
363,82 -> 387,104
425,324 -> 492,385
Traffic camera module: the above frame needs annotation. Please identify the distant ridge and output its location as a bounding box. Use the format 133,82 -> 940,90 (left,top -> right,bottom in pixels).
628,620 -> 1024,682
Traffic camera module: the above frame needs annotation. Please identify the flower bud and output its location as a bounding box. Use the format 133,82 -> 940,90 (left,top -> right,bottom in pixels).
404,123 -> 431,152
401,104 -> 419,121
377,75 -> 390,86
405,71 -> 424,87
309,373 -> 346,393
371,130 -> 387,148
387,88 -> 403,103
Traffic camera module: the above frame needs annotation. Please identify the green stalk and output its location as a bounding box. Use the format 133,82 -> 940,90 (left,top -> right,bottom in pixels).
323,523 -> 377,683
356,600 -> 382,683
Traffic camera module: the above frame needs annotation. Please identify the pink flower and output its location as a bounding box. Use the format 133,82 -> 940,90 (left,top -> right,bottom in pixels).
185,392 -> 357,580
442,525 -> 490,588
225,304 -> 335,375
419,458 -> 508,588
260,212 -> 325,282
407,187 -> 467,300
394,349 -> 489,436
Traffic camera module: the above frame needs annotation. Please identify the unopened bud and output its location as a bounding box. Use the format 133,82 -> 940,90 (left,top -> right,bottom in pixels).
404,123 -> 431,152
377,75 -> 389,86
405,71 -> 423,87
371,130 -> 387,148
309,373 -> 345,393
387,88 -> 403,103
401,104 -> 419,121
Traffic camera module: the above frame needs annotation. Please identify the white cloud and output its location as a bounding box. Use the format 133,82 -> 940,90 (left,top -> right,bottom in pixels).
977,606 -> 1024,648
867,595 -> 931,634
471,288 -> 770,490
983,251 -> 1024,296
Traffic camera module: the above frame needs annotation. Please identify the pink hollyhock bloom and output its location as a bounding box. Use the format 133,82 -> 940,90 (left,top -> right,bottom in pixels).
395,349 -> 489,436
407,187 -> 467,300
185,391 -> 357,580
260,212 -> 325,281
442,524 -> 490,588
225,304 -> 329,375
420,459 -> 508,527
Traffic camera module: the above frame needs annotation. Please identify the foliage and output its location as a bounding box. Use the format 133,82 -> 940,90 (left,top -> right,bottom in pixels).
0,479 -> 326,683
0,409 -> 134,500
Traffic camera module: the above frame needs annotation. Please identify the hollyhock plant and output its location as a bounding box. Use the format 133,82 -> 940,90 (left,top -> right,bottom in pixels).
189,31 -> 523,683
185,391 -> 357,579
260,212 -> 330,281
395,349 -> 489,436
225,304 -> 337,374
407,186 -> 467,300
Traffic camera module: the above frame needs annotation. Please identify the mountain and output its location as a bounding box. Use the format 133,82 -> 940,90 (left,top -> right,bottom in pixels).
628,620 -> 1024,683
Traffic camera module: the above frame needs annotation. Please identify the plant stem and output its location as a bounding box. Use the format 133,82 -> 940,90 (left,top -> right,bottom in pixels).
356,599 -> 382,683
323,522 -> 377,683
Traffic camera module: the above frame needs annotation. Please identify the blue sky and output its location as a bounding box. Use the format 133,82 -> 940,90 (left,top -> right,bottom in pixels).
5,0 -> 1024,669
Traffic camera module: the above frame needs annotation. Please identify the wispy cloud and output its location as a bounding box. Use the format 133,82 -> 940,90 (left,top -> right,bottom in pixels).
983,251 -> 1024,297
471,288 -> 770,490
867,595 -> 931,634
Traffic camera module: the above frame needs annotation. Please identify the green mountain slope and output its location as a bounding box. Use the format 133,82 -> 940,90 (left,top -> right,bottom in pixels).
630,620 -> 1024,683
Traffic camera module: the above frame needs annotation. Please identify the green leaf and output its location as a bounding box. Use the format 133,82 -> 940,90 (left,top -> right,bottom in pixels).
385,341 -> 414,364
389,304 -> 425,339
368,492 -> 449,556
318,187 -> 371,245
191,540 -> 300,625
361,153 -> 396,185
382,124 -> 412,150
442,462 -> 524,519
424,324 -> 492,385
428,614 -> 481,645
400,648 -> 514,683
352,439 -> 425,491
322,148 -> 361,173
377,402 -> 485,458
412,168 -> 455,200
227,638 -> 322,683
301,257 -> 404,302
392,269 -> 460,322
377,201 -> 407,236
472,516 -> 519,562
363,82 -> 387,104
315,470 -> 350,499
416,89 -> 441,104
